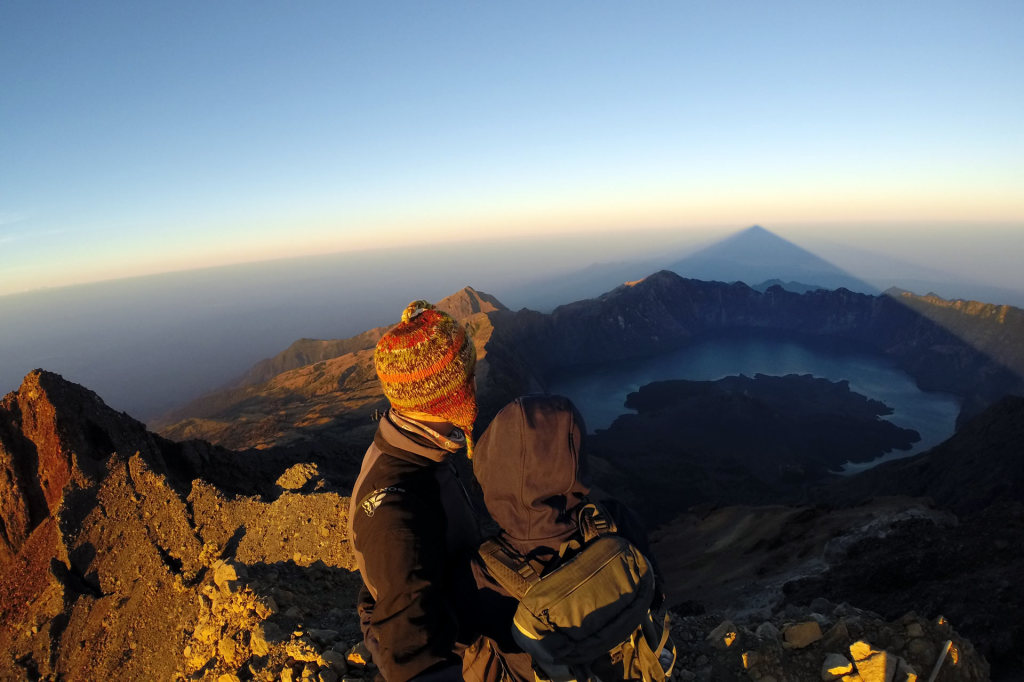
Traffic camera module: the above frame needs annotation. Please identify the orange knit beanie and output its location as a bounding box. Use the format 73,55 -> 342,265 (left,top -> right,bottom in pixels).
374,300 -> 477,453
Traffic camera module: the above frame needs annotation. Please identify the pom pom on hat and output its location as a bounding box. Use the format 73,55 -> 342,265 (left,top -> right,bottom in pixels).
375,299 -> 478,453
401,300 -> 433,323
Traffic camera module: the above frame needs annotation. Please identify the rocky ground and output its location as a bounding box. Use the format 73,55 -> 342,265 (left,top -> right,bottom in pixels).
5,282 -> 1024,681
0,370 -> 1002,681
0,371 -> 364,680
649,501 -> 959,621
780,502 -> 1024,677
668,604 -> 988,681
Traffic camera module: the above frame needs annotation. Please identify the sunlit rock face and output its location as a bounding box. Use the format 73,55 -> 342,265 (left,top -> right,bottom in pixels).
153,285 -> 532,453
0,371 -> 364,680
0,370 -> 148,561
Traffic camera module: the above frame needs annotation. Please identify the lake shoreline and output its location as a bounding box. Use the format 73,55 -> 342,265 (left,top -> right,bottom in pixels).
548,334 -> 961,472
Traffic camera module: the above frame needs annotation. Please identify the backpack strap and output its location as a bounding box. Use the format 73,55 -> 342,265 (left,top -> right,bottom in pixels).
479,537 -> 540,600
634,610 -> 675,682
557,501 -> 620,560
577,502 -> 618,543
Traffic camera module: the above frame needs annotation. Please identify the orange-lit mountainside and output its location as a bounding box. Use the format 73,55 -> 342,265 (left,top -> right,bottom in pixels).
158,274 -> 1024,450
3,277 -> 1023,679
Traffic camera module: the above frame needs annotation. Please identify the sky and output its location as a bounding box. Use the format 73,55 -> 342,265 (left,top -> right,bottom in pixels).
2,1 -> 1023,296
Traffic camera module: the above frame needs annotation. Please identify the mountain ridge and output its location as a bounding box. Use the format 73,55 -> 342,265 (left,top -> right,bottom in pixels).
157,272 -> 1024,451
154,286 -> 528,450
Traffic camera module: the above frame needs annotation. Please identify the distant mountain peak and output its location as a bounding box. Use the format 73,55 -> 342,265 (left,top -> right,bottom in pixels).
435,286 -> 507,320
752,279 -> 825,294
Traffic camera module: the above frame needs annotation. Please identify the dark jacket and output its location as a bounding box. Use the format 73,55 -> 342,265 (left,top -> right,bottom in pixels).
349,412 -> 482,682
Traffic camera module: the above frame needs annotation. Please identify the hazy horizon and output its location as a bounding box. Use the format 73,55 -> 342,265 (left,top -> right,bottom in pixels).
3,219 -> 1024,299
3,2 -> 1022,295
3,2 -> 1023,419
2,223 -> 1022,422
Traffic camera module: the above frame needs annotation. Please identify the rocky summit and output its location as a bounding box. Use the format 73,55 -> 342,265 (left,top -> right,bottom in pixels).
0,370 -> 996,681
4,277 -> 1024,680
0,370 -> 364,680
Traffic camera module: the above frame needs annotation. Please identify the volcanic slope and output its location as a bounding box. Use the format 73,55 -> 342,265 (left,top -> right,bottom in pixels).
648,395 -> 1024,679
2,369 -> 999,681
155,286 -> 536,452
161,273 -> 1024,453
0,370 -> 366,680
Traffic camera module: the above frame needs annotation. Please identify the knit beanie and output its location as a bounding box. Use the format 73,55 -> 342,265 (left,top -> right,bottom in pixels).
374,300 -> 478,454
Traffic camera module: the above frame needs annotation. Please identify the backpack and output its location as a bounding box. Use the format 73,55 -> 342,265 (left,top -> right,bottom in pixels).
478,502 -> 676,682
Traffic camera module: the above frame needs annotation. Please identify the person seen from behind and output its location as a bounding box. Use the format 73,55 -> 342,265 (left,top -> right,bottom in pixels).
471,394 -> 675,682
348,300 -> 482,682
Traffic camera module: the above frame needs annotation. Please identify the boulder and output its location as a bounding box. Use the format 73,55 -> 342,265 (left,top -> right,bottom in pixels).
346,641 -> 372,666
783,621 -> 823,649
756,621 -> 781,640
277,463 -> 322,491
320,649 -> 348,674
707,620 -> 738,649
308,628 -> 339,645
822,653 -> 854,680
850,640 -> 896,682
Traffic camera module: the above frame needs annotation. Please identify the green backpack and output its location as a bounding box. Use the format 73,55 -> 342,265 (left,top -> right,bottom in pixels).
479,502 -> 675,682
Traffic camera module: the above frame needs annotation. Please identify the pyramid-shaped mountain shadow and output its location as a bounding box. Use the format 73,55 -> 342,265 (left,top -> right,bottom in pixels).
498,225 -> 878,311
666,225 -> 878,294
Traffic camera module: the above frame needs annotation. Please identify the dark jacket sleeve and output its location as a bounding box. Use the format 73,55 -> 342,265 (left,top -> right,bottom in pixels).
353,470 -> 463,682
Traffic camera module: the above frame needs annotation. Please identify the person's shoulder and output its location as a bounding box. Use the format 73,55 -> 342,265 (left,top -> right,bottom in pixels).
352,460 -> 442,527
354,483 -> 410,520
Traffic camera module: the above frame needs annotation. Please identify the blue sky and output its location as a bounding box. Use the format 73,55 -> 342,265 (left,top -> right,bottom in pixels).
2,1 -> 1022,295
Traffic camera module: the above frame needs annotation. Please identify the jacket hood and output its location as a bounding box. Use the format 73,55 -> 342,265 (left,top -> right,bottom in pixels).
474,395 -> 591,546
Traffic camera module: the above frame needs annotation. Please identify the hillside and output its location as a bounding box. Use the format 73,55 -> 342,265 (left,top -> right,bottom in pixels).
827,394 -> 1024,514
0,370 -> 998,680
0,371 -> 364,680
585,374 -> 919,523
215,286 -> 508,393
154,287 -> 527,451
513,272 -> 1024,410
160,272 -> 1024,452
